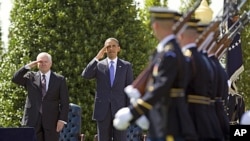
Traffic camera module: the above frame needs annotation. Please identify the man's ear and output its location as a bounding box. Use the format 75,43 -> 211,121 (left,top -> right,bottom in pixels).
117,46 -> 121,52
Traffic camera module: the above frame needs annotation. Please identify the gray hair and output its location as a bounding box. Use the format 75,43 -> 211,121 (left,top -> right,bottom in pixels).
37,52 -> 52,62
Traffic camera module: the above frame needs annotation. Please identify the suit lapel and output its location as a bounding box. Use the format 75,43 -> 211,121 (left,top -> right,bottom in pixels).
34,73 -> 41,89
100,59 -> 110,85
113,59 -> 123,86
47,72 -> 55,94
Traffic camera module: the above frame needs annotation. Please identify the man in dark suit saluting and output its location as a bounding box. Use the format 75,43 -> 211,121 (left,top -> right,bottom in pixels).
82,37 -> 134,141
12,52 -> 69,141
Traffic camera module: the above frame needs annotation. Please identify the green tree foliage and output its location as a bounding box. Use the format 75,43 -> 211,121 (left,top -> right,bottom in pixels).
0,27 -> 3,56
0,0 -> 154,139
238,1 -> 250,110
0,51 -> 26,127
144,0 -> 161,7
1,0 -> 249,140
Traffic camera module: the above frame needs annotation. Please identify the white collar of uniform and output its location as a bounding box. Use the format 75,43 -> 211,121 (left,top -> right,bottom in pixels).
157,34 -> 175,53
182,43 -> 197,52
40,70 -> 51,80
202,50 -> 207,54
208,53 -> 215,58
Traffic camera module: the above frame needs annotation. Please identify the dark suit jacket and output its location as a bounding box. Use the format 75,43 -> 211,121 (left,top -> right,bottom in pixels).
82,58 -> 133,121
12,67 -> 69,130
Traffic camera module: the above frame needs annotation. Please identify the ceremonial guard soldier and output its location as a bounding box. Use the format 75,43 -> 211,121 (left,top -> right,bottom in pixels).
113,7 -> 197,141
178,20 -> 224,141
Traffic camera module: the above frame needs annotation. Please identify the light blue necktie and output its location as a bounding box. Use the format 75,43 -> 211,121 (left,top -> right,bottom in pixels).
109,61 -> 115,86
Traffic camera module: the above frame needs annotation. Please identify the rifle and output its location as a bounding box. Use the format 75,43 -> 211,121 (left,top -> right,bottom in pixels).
127,0 -> 202,97
172,0 -> 202,35
215,11 -> 250,59
196,8 -> 227,52
227,0 -> 247,17
199,0 -> 247,56
197,21 -> 222,52
196,21 -> 220,48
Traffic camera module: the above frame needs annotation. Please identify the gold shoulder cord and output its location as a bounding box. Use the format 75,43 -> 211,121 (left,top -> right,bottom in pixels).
183,49 -> 192,57
166,135 -> 174,141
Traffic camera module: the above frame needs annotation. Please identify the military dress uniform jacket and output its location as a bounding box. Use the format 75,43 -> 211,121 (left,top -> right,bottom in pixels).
210,55 -> 230,140
204,54 -> 224,139
185,48 -> 223,139
130,36 -> 197,140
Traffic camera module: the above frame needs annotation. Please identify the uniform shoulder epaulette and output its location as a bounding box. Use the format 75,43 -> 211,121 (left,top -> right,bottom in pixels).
163,43 -> 174,52
183,49 -> 192,57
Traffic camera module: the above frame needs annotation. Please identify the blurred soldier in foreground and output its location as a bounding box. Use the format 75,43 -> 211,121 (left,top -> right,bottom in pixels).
113,7 -> 197,141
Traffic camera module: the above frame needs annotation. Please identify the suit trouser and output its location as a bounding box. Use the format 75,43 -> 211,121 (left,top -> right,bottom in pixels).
96,103 -> 127,141
35,113 -> 59,141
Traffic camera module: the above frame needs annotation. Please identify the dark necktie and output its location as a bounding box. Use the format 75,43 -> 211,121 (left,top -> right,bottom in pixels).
41,74 -> 46,97
110,61 -> 115,86
40,74 -> 46,113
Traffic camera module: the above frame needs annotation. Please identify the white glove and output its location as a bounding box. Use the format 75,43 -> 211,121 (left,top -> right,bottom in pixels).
124,85 -> 141,104
113,107 -> 133,130
135,115 -> 150,130
124,85 -> 150,130
240,111 -> 250,125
